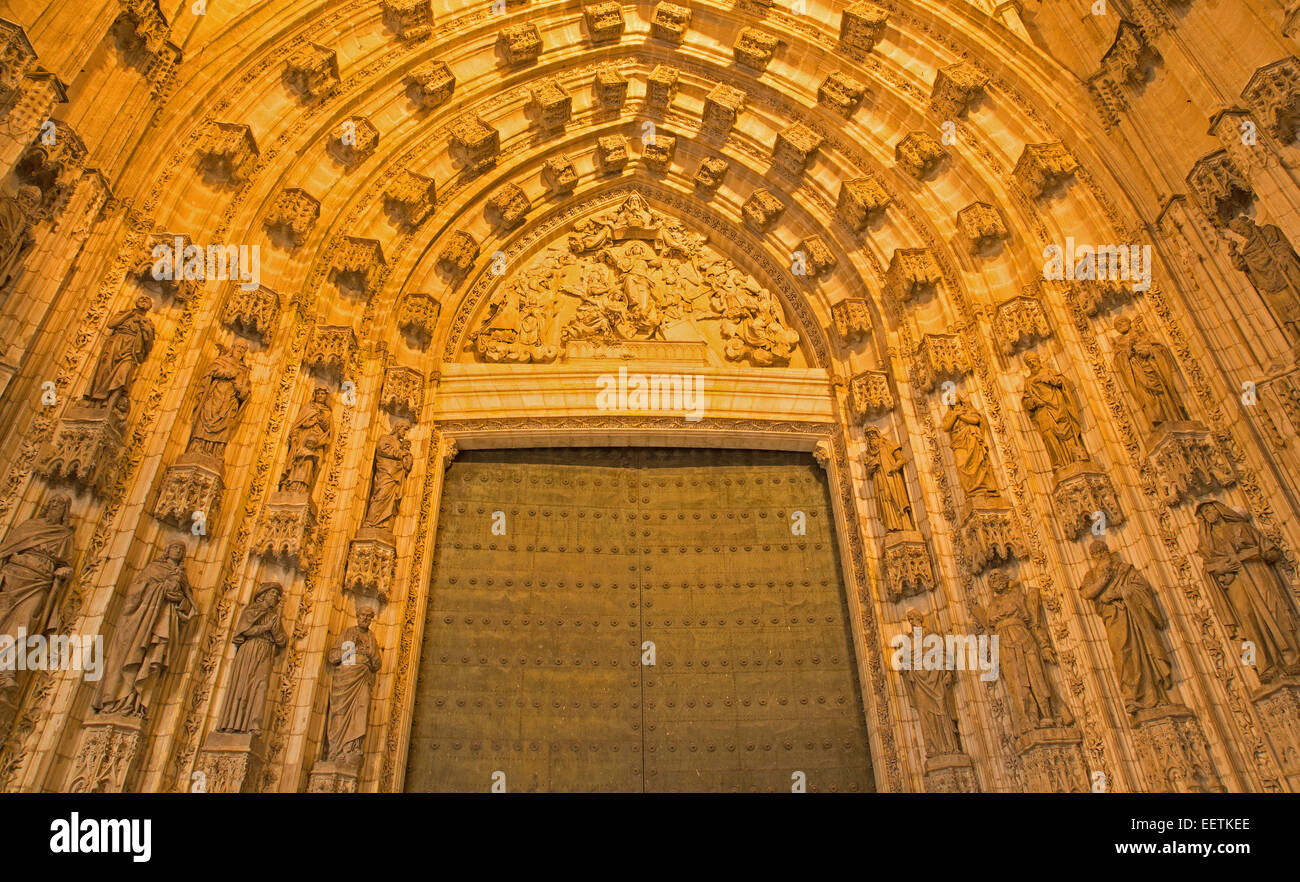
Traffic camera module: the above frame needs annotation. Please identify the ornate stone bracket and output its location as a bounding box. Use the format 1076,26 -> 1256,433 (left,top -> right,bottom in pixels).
135,232 -> 198,301
407,60 -> 454,109
895,131 -> 947,179
66,713 -> 142,793
343,528 -> 398,602
152,452 -> 224,533
304,324 -> 358,380
848,370 -> 893,422
1146,421 -> 1236,506
882,531 -> 935,601
398,292 -> 440,344
959,506 -> 1022,573
994,290 -> 1052,353
735,27 -> 780,71
1130,704 -> 1225,792
646,65 -> 679,110
381,365 -> 424,418
651,2 -> 691,43
914,333 -> 971,392
929,62 -> 988,117
819,72 -> 866,118
1187,150 -> 1253,226
956,201 -> 1007,254
196,121 -> 258,185
838,175 -> 891,231
1014,142 -> 1078,199
264,188 -> 319,247
222,284 -> 280,343
196,731 -> 265,793
832,298 -> 872,344
885,248 -> 940,305
39,404 -> 126,498
330,237 -> 385,297
923,753 -> 978,792
839,2 -> 888,58
382,0 -> 434,40
385,169 -> 436,226
1052,462 -> 1124,539
774,123 -> 822,177
1253,677 -> 1300,790
251,491 -> 318,570
1013,727 -> 1089,792
284,42 -> 340,101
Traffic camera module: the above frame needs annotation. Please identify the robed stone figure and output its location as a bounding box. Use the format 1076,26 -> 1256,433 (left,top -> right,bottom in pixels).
323,607 -> 381,764
0,495 -> 74,688
863,428 -> 915,532
1195,501 -> 1300,682
1228,215 -> 1300,337
941,399 -> 1002,502
84,295 -> 156,416
361,421 -> 412,532
216,582 -> 287,735
1021,352 -> 1088,471
92,542 -> 197,717
278,386 -> 333,494
899,609 -> 963,757
186,340 -> 252,460
1079,539 -> 1175,713
1111,315 -> 1190,435
0,185 -> 41,293
973,571 -> 1073,733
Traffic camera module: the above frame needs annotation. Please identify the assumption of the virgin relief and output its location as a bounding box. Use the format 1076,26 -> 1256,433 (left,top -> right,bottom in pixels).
2,0 -> 1300,797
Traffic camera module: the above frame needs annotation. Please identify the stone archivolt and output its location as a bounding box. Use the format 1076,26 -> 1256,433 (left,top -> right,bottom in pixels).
0,0 -> 1298,799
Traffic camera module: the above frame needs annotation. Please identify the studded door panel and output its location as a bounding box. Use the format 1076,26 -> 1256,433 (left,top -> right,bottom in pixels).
405,447 -> 874,793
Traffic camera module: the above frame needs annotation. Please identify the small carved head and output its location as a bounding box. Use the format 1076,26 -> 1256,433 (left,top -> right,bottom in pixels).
1113,315 -> 1131,335
356,606 -> 376,628
42,493 -> 72,524
1087,537 -> 1109,560
16,184 -> 41,215
312,386 -> 330,405
255,582 -> 283,605
134,294 -> 153,313
1023,351 -> 1041,372
1227,214 -> 1255,238
231,338 -> 250,359
904,608 -> 925,629
988,569 -> 1011,593
165,541 -> 187,563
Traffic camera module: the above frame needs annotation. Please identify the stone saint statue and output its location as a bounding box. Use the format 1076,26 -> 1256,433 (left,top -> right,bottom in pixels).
278,386 -> 333,494
92,542 -> 197,717
0,185 -> 41,292
1227,215 -> 1300,337
972,570 -> 1073,733
216,582 -> 287,735
863,427 -> 915,532
1195,501 -> 1300,682
323,607 -> 381,764
83,295 -> 156,416
1079,539 -> 1174,714
186,340 -> 252,460
362,421 -> 413,532
1021,352 -> 1088,470
1111,315 -> 1190,435
899,608 -> 963,757
0,494 -> 74,688
941,399 -> 1002,502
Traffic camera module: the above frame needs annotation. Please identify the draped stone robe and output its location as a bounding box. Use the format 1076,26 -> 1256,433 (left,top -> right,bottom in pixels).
1081,552 -> 1174,712
216,599 -> 287,734
324,624 -> 381,762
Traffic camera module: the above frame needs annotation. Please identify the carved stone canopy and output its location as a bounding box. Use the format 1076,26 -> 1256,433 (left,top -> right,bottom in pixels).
463,193 -> 808,367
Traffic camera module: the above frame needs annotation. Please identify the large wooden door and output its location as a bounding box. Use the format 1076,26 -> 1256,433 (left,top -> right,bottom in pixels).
404,447 -> 874,793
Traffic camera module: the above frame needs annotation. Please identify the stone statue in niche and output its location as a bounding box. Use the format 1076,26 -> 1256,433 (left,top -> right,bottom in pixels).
972,570 -> 1073,733
1195,500 -> 1300,682
899,608 -> 963,757
1079,538 -> 1175,714
278,386 -> 333,494
0,494 -> 74,689
863,427 -> 915,532
92,542 -> 197,717
323,606 -> 381,765
0,185 -> 41,293
1227,215 -> 1300,338
1111,315 -> 1190,435
362,420 -> 412,532
215,582 -> 287,735
471,193 -> 802,366
186,339 -> 252,462
83,295 -> 156,418
1020,352 -> 1088,470
941,399 -> 1002,502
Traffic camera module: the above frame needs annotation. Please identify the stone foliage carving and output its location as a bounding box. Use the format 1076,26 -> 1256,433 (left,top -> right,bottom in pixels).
956,201 -> 1006,253
914,333 -> 970,392
886,248 -> 939,303
468,194 -> 802,366
895,131 -> 946,178
216,583 -> 287,734
197,121 -> 258,184
994,292 -> 1051,354
819,72 -> 865,118
264,188 -> 319,246
135,232 -> 196,301
651,3 -> 691,42
1015,142 -> 1078,198
1186,150 -> 1251,225
849,370 -> 892,421
398,292 -> 439,343
381,366 -> 424,418
832,298 -> 871,343
284,42 -> 339,101
222,285 -> 280,344
407,60 -> 455,109
92,542 -> 196,717
930,62 -> 988,117
331,237 -> 385,296
1243,57 -> 1300,142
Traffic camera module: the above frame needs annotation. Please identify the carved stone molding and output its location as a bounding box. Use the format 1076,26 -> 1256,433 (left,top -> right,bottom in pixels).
849,370 -> 893,421
703,83 -> 745,134
832,298 -> 872,343
196,121 -> 258,184
382,0 -> 434,40
651,2 -> 691,43
1146,421 -> 1237,506
959,506 -> 1021,574
840,2 -> 889,57
914,333 -> 971,391
929,62 -> 989,117
153,453 -> 224,532
222,284 -> 280,343
498,23 -> 542,65
39,404 -> 125,498
894,131 -> 947,178
584,2 -> 625,42
774,123 -> 823,176
994,292 -> 1051,353
956,201 -> 1007,254
838,175 -> 891,231
385,169 -> 437,227
742,188 -> 784,231
305,324 -> 358,378
330,237 -> 386,296
1130,705 -> 1225,792
646,65 -> 679,109
328,116 -> 379,167
885,248 -> 940,304
448,113 -> 499,172
252,491 -> 318,569
407,59 -> 455,109
1186,150 -> 1253,225
529,79 -> 572,132
1243,57 -> 1300,142
734,27 -> 780,71
382,366 -> 424,418
438,230 -> 479,275
398,292 -> 440,343
264,188 -> 319,246
882,531 -> 934,601
1052,462 -> 1124,539
1014,142 -> 1079,198
694,157 -> 728,194
819,71 -> 866,118
283,42 -> 340,101
596,135 -> 629,174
